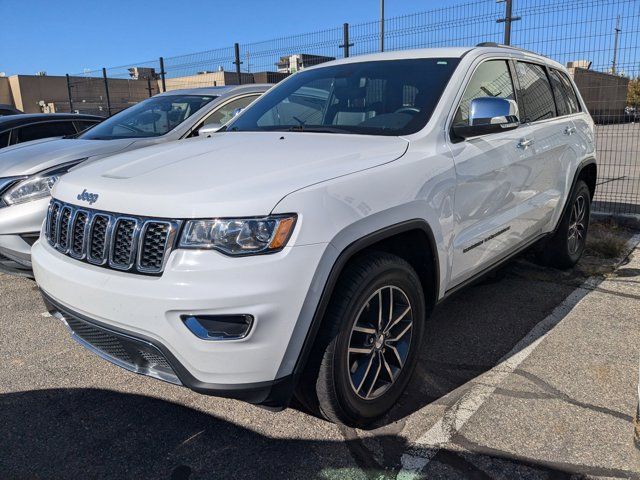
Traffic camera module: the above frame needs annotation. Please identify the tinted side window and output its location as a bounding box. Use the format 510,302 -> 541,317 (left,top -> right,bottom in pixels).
454,60 -> 516,125
15,121 -> 77,143
515,62 -> 556,123
549,69 -> 580,116
203,95 -> 259,126
0,130 -> 9,147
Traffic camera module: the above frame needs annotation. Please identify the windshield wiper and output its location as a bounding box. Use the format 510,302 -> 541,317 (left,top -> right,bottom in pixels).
286,125 -> 350,134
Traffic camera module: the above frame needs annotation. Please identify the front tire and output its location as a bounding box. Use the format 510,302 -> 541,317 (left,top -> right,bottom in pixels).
537,179 -> 591,269
302,251 -> 426,427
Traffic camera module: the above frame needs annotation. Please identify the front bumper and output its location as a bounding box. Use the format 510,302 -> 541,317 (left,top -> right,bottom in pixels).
41,292 -> 295,406
32,238 -> 327,404
0,197 -> 50,268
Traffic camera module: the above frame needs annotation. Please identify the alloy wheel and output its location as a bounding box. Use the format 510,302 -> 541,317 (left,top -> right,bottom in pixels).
567,194 -> 587,255
346,285 -> 413,400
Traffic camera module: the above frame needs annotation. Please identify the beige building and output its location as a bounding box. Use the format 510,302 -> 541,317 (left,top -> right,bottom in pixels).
0,69 -> 275,116
0,73 -> 159,115
163,71 -> 255,91
566,61 -> 630,123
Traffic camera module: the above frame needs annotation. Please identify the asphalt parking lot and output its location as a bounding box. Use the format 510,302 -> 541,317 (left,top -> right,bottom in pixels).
1,225 -> 639,480
594,123 -> 640,215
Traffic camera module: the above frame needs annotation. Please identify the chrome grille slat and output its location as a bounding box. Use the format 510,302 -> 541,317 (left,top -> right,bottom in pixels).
87,214 -> 110,265
69,210 -> 89,259
45,200 -> 180,276
47,202 -> 61,246
109,218 -> 139,270
138,221 -> 172,273
56,206 -> 73,253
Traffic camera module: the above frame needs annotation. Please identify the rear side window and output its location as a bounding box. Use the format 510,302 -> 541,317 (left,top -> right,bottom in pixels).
453,60 -> 516,125
515,62 -> 556,123
549,69 -> 580,116
74,120 -> 99,132
0,130 -> 9,147
15,121 -> 77,143
203,95 -> 260,126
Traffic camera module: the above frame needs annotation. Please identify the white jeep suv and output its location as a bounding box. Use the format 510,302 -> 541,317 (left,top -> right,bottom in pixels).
32,45 -> 596,426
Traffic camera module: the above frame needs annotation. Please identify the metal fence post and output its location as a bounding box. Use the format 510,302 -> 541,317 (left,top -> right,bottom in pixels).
102,67 -> 112,117
159,57 -> 167,92
380,0 -> 385,52
146,77 -> 153,97
65,74 -> 74,113
234,43 -> 243,85
340,23 -> 353,58
497,0 -> 521,45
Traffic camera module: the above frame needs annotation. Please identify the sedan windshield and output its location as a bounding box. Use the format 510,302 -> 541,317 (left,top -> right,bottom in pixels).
80,94 -> 215,140
227,58 -> 459,136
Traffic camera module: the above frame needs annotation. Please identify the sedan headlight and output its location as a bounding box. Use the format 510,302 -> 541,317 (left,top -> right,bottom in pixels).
1,160 -> 85,206
179,214 -> 297,255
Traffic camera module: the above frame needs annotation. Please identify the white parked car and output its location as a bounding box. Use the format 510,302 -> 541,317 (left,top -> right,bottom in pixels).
32,45 -> 596,426
0,85 -> 270,273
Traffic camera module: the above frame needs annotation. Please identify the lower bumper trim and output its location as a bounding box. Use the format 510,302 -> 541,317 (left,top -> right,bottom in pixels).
61,310 -> 182,386
40,290 -> 296,408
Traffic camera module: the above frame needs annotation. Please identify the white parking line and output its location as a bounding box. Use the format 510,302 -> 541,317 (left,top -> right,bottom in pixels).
397,233 -> 640,479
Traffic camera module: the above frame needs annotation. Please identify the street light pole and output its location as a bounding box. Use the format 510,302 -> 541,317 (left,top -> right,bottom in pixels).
612,15 -> 621,74
380,0 -> 385,52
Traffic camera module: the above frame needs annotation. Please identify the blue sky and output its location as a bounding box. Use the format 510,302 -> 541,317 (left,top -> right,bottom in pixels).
0,0 -> 461,76
2,1 -> 636,78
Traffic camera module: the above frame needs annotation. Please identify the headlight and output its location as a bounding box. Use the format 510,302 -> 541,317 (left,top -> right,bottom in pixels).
179,214 -> 297,255
1,160 -> 85,206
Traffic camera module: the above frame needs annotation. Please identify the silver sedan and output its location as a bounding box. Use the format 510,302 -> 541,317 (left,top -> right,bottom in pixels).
0,84 -> 271,273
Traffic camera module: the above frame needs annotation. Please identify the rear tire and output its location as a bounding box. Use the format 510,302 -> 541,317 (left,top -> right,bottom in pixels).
536,179 -> 591,269
299,251 -> 426,427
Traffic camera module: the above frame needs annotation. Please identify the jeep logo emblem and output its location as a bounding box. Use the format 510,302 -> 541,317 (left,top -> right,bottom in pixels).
77,189 -> 99,205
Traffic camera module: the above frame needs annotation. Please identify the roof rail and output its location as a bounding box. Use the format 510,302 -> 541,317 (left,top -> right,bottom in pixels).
475,42 -> 542,57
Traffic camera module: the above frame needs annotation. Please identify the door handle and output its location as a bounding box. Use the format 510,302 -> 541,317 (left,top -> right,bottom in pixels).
517,137 -> 534,149
564,126 -> 576,135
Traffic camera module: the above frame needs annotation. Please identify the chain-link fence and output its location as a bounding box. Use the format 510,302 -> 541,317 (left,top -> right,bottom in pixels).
64,0 -> 639,216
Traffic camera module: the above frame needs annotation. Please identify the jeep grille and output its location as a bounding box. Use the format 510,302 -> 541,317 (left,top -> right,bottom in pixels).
45,200 -> 181,275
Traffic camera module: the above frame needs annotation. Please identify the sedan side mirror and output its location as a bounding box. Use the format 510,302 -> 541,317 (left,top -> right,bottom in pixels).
453,97 -> 519,139
197,123 -> 223,137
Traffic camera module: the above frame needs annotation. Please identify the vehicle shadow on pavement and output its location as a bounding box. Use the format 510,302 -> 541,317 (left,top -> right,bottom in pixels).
0,388 -> 598,479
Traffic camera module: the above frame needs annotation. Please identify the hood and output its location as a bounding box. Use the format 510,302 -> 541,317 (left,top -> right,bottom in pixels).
53,132 -> 409,218
0,138 -> 135,177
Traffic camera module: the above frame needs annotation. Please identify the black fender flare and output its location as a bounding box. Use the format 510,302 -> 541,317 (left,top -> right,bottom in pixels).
290,219 -> 440,380
553,157 -> 597,234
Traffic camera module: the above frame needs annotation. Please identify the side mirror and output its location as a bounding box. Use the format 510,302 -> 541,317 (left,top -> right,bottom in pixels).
453,97 -> 519,139
197,123 -> 223,137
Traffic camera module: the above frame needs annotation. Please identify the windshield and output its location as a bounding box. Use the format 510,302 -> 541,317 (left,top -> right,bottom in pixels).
80,94 -> 215,140
227,58 -> 459,136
